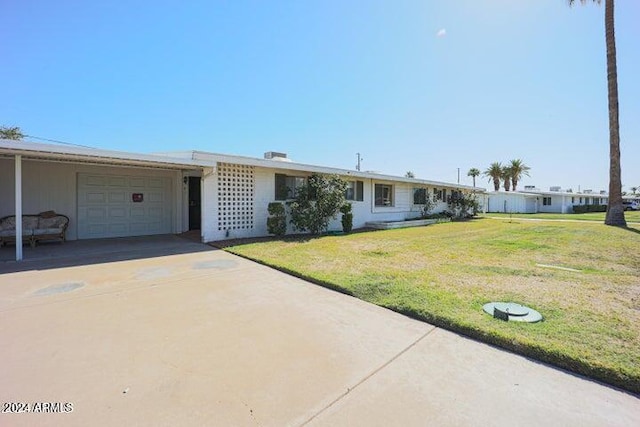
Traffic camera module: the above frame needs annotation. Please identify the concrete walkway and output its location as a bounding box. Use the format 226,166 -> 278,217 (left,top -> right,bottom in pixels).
1,237 -> 638,426
485,216 -> 640,226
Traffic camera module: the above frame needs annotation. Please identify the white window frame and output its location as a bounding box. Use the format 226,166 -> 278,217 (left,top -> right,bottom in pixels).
374,183 -> 394,207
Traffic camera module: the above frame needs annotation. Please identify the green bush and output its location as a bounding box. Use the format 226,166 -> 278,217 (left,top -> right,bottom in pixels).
447,192 -> 480,219
340,203 -> 353,233
572,204 -> 607,213
289,174 -> 348,234
267,202 -> 287,236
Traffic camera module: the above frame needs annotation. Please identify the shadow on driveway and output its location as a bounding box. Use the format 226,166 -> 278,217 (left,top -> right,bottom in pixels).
0,234 -> 215,274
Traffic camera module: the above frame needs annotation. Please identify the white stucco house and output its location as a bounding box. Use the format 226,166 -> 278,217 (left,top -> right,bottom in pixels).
483,187 -> 609,214
1,140 -> 481,260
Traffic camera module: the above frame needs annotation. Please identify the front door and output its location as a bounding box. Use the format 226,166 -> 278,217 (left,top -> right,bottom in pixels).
188,177 -> 201,231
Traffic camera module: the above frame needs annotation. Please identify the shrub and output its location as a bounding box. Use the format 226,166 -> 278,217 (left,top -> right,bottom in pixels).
447,192 -> 480,219
289,174 -> 348,234
420,196 -> 435,218
572,204 -> 607,213
340,203 -> 353,233
267,202 -> 287,236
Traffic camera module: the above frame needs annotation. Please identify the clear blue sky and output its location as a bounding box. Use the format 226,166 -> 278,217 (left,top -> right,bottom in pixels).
2,0 -> 639,192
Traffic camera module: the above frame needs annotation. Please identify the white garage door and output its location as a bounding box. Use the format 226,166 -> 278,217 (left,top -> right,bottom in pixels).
77,173 -> 173,239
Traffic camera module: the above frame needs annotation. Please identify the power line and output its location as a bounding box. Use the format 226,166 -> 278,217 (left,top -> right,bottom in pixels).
24,134 -> 96,149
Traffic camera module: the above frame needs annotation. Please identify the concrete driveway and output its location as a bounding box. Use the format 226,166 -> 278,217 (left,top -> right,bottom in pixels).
1,237 -> 638,426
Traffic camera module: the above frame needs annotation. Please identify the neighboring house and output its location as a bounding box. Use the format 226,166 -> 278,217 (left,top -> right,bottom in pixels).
483,187 -> 609,214
0,140 -> 481,252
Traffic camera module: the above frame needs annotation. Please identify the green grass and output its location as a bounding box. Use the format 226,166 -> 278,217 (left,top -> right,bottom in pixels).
483,211 -> 640,222
222,219 -> 640,393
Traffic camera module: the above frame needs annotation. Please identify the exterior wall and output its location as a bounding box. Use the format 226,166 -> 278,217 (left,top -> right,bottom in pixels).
484,193 -> 537,213
0,158 -> 182,240
201,170 -> 218,242
484,192 -> 610,214
201,163 -> 468,242
539,195 -> 570,213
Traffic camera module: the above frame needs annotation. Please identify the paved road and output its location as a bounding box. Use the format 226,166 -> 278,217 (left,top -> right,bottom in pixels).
1,238 -> 638,426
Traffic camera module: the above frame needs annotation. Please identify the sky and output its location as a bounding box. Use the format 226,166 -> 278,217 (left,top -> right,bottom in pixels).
2,0 -> 639,192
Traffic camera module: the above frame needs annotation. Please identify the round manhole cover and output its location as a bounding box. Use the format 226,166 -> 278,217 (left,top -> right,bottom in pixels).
493,302 -> 529,316
483,302 -> 543,323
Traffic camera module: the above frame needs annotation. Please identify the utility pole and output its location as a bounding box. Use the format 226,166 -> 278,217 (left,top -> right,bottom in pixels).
356,153 -> 363,171
457,168 -> 460,184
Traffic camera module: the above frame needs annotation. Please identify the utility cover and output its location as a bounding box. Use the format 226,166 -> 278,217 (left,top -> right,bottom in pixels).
483,302 -> 543,323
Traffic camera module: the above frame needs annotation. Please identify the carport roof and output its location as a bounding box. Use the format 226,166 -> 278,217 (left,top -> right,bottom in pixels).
0,139 -> 211,170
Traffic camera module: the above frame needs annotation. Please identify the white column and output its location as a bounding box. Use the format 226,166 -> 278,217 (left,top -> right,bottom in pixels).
15,155 -> 23,261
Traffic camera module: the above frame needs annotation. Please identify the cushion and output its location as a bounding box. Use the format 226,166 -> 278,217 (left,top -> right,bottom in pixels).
39,216 -> 66,229
0,216 -> 16,231
39,210 -> 57,218
0,229 -> 31,237
32,228 -> 64,236
22,216 -> 39,230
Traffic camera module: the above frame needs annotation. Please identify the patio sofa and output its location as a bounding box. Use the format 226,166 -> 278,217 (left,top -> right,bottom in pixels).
0,212 -> 69,247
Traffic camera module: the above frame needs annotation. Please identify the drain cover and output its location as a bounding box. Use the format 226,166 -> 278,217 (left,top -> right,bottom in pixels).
483,302 -> 542,323
33,282 -> 85,296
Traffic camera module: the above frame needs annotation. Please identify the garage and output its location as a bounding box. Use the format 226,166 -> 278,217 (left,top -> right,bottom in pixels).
77,173 -> 174,239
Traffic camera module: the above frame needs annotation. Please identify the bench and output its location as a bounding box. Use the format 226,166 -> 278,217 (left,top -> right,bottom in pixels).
0,212 -> 69,247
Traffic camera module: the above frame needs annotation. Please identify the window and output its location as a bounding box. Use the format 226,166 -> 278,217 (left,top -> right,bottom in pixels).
543,197 -> 552,206
449,190 -> 463,204
579,197 -> 583,204
571,197 -> 575,204
275,173 -> 305,200
433,188 -> 442,201
413,188 -> 427,205
375,184 -> 393,206
346,180 -> 364,201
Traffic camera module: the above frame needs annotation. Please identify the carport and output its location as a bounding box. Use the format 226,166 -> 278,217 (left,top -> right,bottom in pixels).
0,139 -> 213,261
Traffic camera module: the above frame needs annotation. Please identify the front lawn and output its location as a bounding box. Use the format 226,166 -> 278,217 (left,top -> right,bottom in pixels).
482,211 -> 640,222
223,219 -> 640,393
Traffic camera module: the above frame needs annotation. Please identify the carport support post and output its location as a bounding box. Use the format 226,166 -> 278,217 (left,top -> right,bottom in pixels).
15,154 -> 23,261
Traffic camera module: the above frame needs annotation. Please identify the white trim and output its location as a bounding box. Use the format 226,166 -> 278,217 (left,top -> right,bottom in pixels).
1,140 -> 480,191
15,155 -> 23,261
189,151 -> 480,191
0,139 -> 209,169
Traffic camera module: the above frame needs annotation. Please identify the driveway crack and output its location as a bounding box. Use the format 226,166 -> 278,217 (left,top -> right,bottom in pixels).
299,325 -> 438,426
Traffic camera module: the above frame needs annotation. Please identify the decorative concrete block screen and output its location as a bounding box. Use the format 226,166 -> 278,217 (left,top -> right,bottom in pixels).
217,163 -> 255,231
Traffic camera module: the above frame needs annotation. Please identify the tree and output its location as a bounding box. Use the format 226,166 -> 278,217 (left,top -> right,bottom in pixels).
0,126 -> 24,140
501,166 -> 512,192
405,171 -> 415,178
484,162 -> 502,191
289,174 -> 348,234
508,159 -> 530,191
570,0 -> 625,226
630,186 -> 638,195
467,168 -> 480,187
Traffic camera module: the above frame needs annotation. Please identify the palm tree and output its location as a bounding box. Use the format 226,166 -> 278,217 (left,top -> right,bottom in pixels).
501,166 -> 512,192
570,0 -> 625,226
630,186 -> 638,195
467,168 -> 480,187
405,171 -> 415,178
484,163 -> 503,191
509,159 -> 530,191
